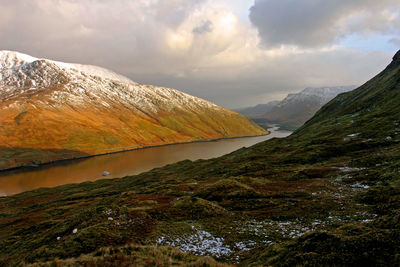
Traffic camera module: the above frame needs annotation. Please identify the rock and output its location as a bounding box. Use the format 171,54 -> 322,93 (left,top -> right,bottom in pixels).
25,162 -> 39,168
102,171 -> 110,176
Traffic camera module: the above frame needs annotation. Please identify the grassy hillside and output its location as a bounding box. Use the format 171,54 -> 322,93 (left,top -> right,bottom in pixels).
0,51 -> 400,266
0,85 -> 266,170
0,51 -> 266,170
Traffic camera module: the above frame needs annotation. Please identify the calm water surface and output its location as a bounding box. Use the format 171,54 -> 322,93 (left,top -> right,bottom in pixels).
0,128 -> 291,196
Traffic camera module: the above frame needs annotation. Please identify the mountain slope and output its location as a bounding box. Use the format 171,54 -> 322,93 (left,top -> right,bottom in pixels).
297,53 -> 400,138
238,86 -> 356,129
0,51 -> 266,170
263,86 -> 356,128
239,49 -> 400,267
1,51 -> 400,266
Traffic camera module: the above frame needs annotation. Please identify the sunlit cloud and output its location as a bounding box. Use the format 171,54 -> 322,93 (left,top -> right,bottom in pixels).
0,0 -> 398,108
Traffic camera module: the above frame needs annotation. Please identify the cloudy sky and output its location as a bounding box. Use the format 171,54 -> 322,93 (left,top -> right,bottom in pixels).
1,0 -> 399,108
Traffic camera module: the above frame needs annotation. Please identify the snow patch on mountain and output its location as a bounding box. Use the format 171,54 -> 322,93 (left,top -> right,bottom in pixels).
278,86 -> 356,107
0,50 -> 223,114
0,50 -> 135,84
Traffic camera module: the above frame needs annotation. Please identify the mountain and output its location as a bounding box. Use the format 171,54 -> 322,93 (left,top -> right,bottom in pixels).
0,51 -> 266,170
1,51 -> 400,266
238,86 -> 356,129
234,101 -> 279,118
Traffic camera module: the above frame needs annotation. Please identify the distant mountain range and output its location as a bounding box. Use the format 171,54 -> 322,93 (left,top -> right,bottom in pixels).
234,101 -> 280,118
0,51 -> 265,170
236,86 -> 356,129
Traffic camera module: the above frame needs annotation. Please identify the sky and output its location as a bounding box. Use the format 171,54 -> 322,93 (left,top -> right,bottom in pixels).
0,0 -> 399,108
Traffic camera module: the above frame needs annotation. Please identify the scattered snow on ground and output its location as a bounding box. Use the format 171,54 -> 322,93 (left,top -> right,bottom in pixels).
338,167 -> 366,173
351,182 -> 370,189
157,225 -> 232,258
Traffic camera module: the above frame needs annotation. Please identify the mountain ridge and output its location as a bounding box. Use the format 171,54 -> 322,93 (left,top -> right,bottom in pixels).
0,50 -> 136,84
0,51 -> 266,170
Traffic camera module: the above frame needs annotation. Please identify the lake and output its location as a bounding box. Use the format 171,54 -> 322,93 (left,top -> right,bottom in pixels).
0,128 -> 291,196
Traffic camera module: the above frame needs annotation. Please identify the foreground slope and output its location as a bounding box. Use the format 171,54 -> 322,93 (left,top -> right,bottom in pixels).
0,51 -> 265,170
1,51 -> 400,266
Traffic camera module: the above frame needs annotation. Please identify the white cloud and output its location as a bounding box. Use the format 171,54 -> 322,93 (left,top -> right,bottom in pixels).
0,0 -> 396,108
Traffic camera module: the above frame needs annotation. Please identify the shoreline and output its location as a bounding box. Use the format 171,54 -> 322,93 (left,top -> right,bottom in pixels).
0,130 -> 274,174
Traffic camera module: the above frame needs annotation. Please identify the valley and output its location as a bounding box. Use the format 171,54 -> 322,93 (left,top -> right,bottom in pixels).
0,51 -> 399,266
1,1 -> 399,266
0,127 -> 290,196
0,51 -> 266,170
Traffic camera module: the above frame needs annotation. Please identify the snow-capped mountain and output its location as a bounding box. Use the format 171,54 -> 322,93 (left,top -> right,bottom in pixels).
0,51 -> 217,112
236,86 -> 356,129
0,51 -> 265,170
264,86 -> 356,128
277,86 -> 356,108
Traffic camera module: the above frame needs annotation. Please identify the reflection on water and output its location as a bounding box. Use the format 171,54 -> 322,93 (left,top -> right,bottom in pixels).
0,128 -> 291,196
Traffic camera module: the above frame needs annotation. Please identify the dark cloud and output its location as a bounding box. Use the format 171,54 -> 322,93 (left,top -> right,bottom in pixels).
193,21 -> 213,35
249,0 -> 400,48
